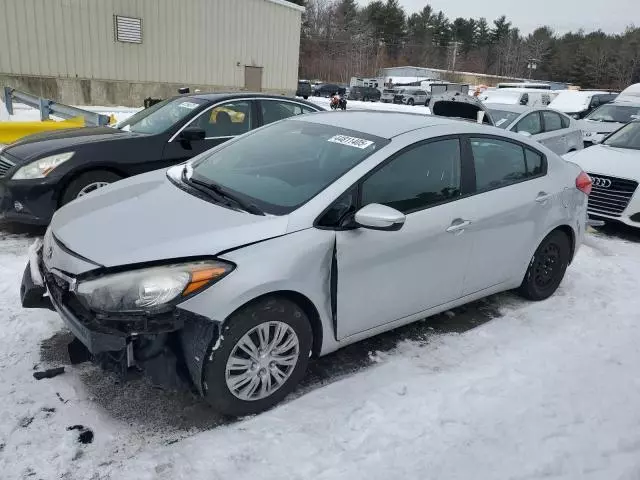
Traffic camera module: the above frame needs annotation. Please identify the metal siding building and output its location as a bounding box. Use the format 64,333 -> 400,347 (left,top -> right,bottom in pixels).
0,0 -> 303,105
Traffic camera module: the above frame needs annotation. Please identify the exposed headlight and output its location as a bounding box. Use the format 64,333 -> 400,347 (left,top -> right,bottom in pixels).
12,152 -> 75,179
76,260 -> 234,313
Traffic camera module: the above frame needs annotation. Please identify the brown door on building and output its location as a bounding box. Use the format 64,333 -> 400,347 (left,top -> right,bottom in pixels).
244,66 -> 263,91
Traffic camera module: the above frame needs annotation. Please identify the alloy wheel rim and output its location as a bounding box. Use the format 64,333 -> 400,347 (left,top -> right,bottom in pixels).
77,181 -> 110,197
225,321 -> 300,401
533,243 -> 560,288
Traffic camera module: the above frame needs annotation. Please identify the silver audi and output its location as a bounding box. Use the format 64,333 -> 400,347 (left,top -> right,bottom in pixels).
21,111 -> 590,416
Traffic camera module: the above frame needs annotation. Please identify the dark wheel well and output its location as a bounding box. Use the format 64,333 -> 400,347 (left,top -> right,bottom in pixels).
57,167 -> 127,208
553,225 -> 576,261
227,291 -> 323,357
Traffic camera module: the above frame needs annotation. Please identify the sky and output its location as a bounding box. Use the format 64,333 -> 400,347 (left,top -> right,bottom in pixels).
356,0 -> 639,35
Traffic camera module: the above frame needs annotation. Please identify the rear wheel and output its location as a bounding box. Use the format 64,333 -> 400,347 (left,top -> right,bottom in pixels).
518,230 -> 571,301
60,170 -> 122,206
202,296 -> 312,416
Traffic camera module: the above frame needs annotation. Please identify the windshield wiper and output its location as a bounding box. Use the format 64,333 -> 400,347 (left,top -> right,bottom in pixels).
181,166 -> 264,215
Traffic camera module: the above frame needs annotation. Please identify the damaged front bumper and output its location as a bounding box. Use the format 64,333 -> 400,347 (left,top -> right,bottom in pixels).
20,240 -> 218,392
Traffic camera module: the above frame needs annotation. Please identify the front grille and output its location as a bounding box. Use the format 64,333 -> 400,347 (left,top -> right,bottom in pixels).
587,172 -> 638,217
0,155 -> 16,178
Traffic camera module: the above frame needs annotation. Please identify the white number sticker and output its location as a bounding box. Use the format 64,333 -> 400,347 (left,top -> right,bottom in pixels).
179,101 -> 200,110
328,135 -> 374,149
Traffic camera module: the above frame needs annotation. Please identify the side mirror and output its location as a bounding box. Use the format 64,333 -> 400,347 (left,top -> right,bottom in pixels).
180,127 -> 206,142
518,131 -> 532,137
355,203 -> 405,231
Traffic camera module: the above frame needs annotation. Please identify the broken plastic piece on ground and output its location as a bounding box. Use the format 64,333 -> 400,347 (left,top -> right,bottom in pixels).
78,430 -> 94,444
66,425 -> 94,444
33,367 -> 65,380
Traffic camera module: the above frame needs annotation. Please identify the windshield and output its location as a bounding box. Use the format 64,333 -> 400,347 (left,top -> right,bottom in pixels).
116,97 -> 207,134
190,120 -> 387,214
488,109 -> 520,128
585,104 -> 640,123
603,122 -> 640,149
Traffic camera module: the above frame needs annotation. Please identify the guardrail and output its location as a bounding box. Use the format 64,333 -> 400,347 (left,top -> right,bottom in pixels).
3,87 -> 111,126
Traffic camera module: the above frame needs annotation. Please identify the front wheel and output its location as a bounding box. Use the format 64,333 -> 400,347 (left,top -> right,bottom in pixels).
407,98 -> 415,106
518,230 -> 571,301
202,296 -> 312,416
60,170 -> 122,206
303,96 -> 308,100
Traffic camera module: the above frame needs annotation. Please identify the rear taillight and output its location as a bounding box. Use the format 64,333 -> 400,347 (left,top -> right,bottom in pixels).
576,171 -> 592,195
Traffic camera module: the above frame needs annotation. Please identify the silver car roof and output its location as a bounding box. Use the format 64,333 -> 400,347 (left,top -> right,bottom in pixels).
293,110 -> 464,139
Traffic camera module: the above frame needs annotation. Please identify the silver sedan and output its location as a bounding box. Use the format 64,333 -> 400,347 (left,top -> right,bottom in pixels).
22,112 -> 590,416
487,104 -> 584,155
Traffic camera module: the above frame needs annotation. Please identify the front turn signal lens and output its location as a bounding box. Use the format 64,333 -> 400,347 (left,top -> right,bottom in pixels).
182,266 -> 231,296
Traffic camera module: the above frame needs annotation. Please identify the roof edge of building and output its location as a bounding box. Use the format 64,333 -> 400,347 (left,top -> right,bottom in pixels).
264,0 -> 305,13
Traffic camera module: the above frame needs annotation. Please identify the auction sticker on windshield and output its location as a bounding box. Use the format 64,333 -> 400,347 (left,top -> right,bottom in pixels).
179,102 -> 200,110
328,135 -> 374,149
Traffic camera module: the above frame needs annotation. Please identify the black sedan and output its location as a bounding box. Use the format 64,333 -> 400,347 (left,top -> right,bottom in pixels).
0,93 -> 322,225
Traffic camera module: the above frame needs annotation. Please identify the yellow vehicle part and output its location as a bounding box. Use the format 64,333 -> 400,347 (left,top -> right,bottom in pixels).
209,106 -> 245,123
0,116 -> 86,145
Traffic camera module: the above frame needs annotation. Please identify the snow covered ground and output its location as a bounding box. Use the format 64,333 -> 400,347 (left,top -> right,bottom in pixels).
3,225 -> 640,479
2,100 -> 640,479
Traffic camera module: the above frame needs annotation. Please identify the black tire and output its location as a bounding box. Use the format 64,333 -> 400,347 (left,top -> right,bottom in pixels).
60,170 -> 122,206
303,96 -> 308,100
518,230 -> 571,301
202,296 -> 313,416
363,96 -> 369,102
407,98 -> 415,106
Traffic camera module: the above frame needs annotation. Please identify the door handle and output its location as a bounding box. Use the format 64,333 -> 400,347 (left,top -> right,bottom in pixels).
536,192 -> 552,203
446,219 -> 471,233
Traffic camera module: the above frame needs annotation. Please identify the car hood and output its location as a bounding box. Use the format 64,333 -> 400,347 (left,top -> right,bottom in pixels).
50,167 -> 292,267
430,93 -> 494,126
565,145 -> 640,179
4,126 -> 143,163
580,119 -> 622,134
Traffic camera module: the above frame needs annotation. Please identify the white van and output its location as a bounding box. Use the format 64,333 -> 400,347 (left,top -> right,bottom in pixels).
480,88 -> 553,108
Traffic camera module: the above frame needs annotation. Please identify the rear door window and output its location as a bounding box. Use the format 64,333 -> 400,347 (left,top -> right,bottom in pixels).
515,112 -> 543,135
470,138 -> 544,192
261,100 -> 316,126
542,111 -> 564,132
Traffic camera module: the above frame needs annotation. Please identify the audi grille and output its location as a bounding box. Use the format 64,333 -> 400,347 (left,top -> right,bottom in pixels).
587,173 -> 638,217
